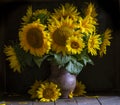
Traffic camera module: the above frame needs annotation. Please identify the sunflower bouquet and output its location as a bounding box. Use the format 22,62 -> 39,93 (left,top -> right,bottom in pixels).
4,2 -> 112,101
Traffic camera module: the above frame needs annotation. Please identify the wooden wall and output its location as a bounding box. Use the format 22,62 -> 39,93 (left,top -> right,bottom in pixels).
0,0 -> 119,95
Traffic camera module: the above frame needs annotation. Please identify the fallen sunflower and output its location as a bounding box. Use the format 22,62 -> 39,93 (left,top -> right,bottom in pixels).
37,82 -> 61,102
73,81 -> 86,96
28,80 -> 42,99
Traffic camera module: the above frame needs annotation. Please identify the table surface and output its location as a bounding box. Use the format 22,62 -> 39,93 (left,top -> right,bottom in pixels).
1,95 -> 120,105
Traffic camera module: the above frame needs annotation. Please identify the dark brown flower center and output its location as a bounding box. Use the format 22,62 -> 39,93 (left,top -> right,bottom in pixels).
43,88 -> 54,99
27,28 -> 43,48
71,41 -> 79,49
52,26 -> 73,46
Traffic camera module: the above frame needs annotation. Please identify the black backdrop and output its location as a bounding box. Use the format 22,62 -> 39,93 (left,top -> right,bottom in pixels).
0,0 -> 119,95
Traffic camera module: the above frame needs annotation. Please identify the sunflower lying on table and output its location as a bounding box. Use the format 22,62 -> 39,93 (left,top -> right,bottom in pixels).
28,80 -> 86,102
4,2 -> 112,102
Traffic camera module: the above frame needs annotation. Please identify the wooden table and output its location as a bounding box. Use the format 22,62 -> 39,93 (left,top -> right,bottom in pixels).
1,95 -> 120,105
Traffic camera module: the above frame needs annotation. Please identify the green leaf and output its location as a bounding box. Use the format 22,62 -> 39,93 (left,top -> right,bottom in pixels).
13,43 -> 33,68
76,50 -> 94,66
24,54 -> 33,66
66,60 -> 83,75
54,54 -> 71,67
33,57 -> 43,68
35,13 -> 49,24
81,54 -> 94,66
33,55 -> 49,68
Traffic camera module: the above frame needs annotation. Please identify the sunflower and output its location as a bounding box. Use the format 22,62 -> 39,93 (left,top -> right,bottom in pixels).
37,82 -> 61,102
22,6 -> 50,25
99,28 -> 112,57
85,3 -> 98,18
88,34 -> 101,56
33,9 -> 50,17
19,21 -> 51,57
48,17 -> 77,55
52,3 -> 80,21
22,6 -> 33,25
66,36 -> 85,54
4,45 -> 21,73
28,80 -> 41,99
33,9 -> 50,24
78,16 -> 96,35
84,3 -> 98,26
73,81 -> 86,96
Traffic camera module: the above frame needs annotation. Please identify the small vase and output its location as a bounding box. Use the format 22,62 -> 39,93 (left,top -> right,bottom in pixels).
48,63 -> 76,98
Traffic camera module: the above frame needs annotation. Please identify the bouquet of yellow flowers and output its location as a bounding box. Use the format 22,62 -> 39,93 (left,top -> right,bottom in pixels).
4,2 -> 112,101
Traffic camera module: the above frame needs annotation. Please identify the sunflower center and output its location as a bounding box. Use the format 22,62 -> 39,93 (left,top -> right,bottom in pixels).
27,28 -> 43,48
43,88 -> 54,99
53,26 -> 73,46
71,41 -> 79,49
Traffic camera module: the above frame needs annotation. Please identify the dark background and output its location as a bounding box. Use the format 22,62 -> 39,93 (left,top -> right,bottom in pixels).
0,0 -> 119,96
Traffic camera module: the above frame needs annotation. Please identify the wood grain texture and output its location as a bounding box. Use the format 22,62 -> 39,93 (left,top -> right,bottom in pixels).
98,96 -> 120,105
2,96 -> 120,105
4,101 -> 33,105
55,98 -> 77,105
33,101 -> 54,105
75,97 -> 100,105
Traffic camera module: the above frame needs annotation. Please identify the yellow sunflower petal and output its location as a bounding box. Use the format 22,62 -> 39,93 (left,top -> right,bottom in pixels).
99,28 -> 112,57
69,91 -> 73,99
33,9 -> 50,17
78,16 -> 96,35
4,45 -> 21,73
22,6 -> 33,25
85,2 -> 98,18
